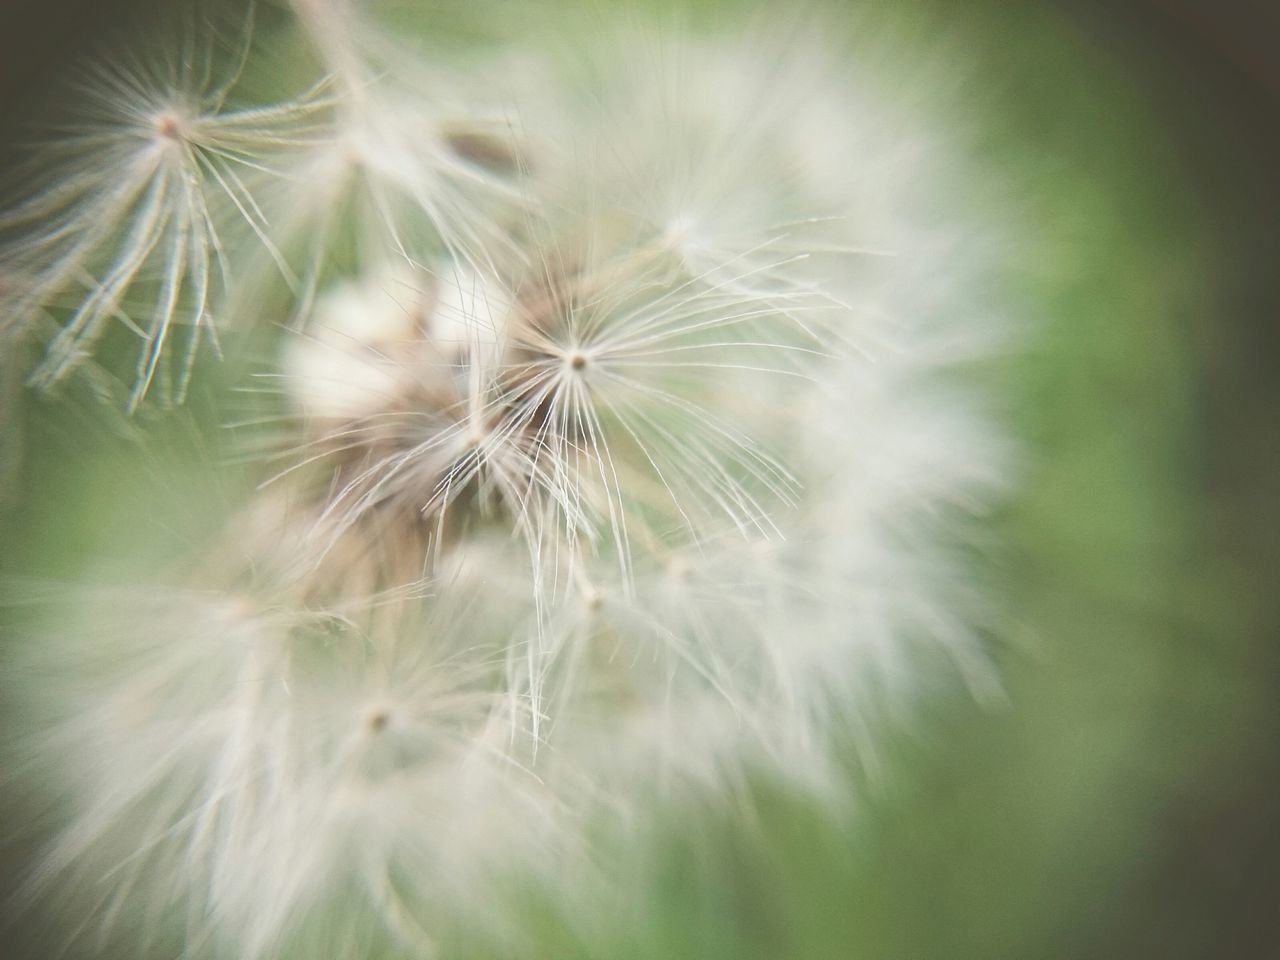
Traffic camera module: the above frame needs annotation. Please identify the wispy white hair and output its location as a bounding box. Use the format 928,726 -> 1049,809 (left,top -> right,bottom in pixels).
2,1 -> 1015,956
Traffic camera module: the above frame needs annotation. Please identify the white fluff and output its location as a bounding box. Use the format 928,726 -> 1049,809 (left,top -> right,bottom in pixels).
2,3 -> 1015,957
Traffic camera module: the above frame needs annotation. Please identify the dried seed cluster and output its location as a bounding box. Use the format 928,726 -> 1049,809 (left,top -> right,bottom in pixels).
0,2 -> 1011,957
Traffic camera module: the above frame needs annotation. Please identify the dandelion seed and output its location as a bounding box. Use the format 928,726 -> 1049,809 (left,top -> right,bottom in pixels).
1,5 -> 329,407
274,0 -> 531,292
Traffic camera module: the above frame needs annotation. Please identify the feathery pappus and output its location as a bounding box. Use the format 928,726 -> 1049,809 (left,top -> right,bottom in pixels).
0,1 -> 1014,956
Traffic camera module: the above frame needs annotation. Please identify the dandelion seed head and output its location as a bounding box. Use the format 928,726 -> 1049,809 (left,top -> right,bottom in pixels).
3,3 -> 1019,955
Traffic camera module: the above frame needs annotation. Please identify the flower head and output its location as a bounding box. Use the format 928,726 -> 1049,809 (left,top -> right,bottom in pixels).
1,2 -> 1014,956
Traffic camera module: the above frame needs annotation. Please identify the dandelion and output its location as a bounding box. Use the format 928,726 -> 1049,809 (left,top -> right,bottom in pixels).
1,1 -> 1014,956
0,4 -> 328,408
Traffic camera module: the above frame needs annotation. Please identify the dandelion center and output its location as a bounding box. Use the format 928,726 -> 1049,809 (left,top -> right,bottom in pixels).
151,110 -> 187,141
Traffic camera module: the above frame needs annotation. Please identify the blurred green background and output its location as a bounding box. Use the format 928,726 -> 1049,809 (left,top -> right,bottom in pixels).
2,1 -> 1277,958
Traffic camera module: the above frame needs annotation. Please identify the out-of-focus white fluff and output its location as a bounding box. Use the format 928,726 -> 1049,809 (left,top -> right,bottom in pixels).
0,5 -> 331,410
1,2 -> 1014,957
